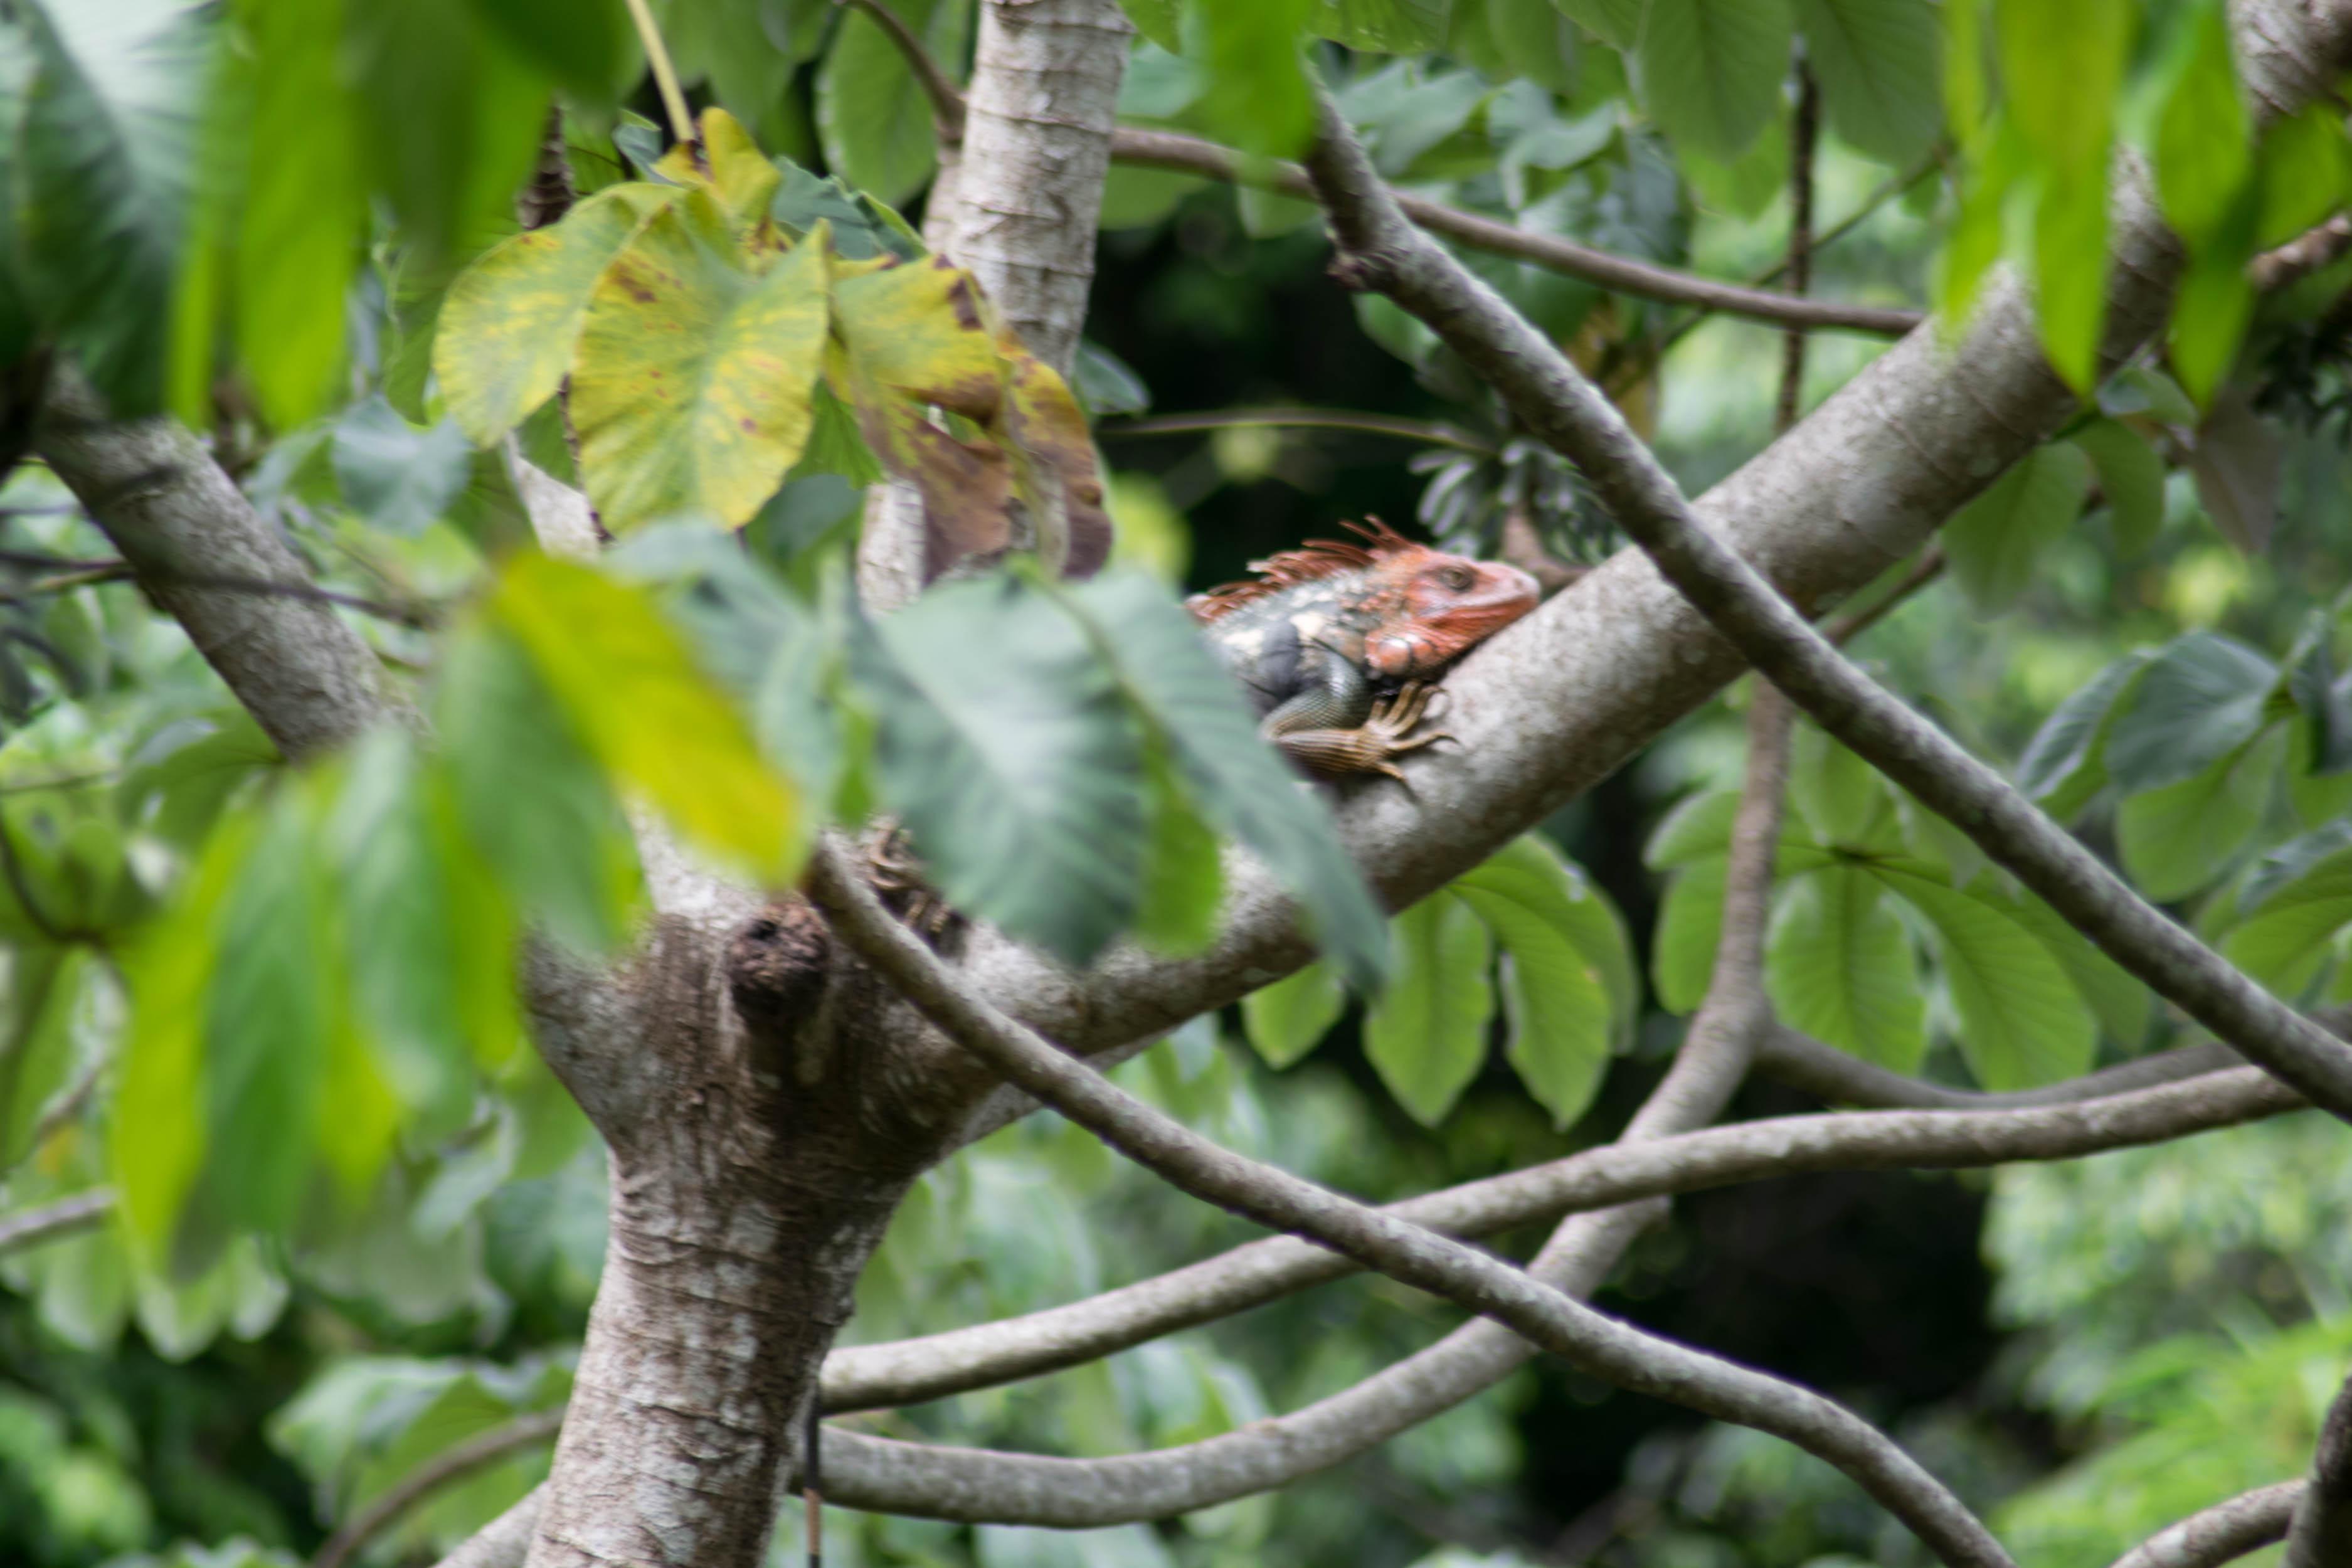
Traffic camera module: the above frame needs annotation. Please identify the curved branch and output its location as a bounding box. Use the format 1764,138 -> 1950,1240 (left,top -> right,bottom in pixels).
2112,1481 -> 2302,1568
1757,1025 -> 2248,1110
800,842 -> 2012,1567
0,1188 -> 114,1256
314,1411 -> 563,1568
1297,47 -> 2352,1120
2286,1367 -> 2352,1568
1098,406 -> 1495,453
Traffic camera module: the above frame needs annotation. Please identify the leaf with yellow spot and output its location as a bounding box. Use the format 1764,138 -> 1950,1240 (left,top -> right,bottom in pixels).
571,196 -> 833,531
433,183 -> 679,445
655,107 -> 784,240
490,554 -> 803,879
830,253 -> 1008,419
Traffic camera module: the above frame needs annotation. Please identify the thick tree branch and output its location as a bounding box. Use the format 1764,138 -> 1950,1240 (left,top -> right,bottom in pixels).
2112,1481 -> 2303,1568
2286,1368 -> 2352,1568
800,843 -> 2010,1567
1295,43 -> 2352,1119
34,370 -> 403,759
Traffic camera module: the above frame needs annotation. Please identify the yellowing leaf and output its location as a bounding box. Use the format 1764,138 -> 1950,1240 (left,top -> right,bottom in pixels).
999,350 -> 1111,576
571,195 -> 833,530
832,254 -> 1008,418
491,554 -> 802,877
655,106 -> 785,238
435,183 -> 677,444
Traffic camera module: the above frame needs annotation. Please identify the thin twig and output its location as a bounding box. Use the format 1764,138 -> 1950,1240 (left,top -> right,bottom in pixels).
802,839 -> 2014,1568
312,1409 -> 566,1568
0,1188 -> 113,1256
622,0 -> 698,154
1821,549 -> 1947,647
1098,407 -> 1495,453
1777,65 -> 1820,434
2251,212 -> 2352,293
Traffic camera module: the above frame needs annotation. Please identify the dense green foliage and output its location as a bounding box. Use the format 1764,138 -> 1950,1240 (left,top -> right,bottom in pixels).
0,0 -> 2349,1565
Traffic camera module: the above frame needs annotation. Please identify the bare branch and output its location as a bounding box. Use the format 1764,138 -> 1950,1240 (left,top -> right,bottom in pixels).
1099,406 -> 1495,453
1759,1024 -> 2247,1110
801,842 -> 2010,1565
2112,1481 -> 2302,1568
2286,1368 -> 2352,1568
0,1188 -> 113,1256
1777,63 -> 1821,432
1295,55 -> 2352,1120
2250,212 -> 2352,293
314,1411 -> 564,1568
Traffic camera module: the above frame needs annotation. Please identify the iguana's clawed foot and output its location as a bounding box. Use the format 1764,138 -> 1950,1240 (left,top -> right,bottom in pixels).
862,822 -> 960,943
1362,682 -> 1456,784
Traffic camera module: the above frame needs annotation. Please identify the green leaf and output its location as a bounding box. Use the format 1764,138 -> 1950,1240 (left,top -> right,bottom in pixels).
771,159 -> 924,262
1766,866 -> 1926,1071
2116,729 -> 2282,901
202,792 -> 331,1234
1485,0 -> 1582,95
1652,861 -> 1724,1014
493,553 -> 802,877
1985,885 -> 2153,1051
1876,867 -> 2094,1089
1934,112 -> 2023,330
1064,573 -> 1388,987
2257,105 -> 2351,249
2069,420 -> 2166,559
1942,442 -> 2092,613
2105,632 -> 2279,794
2289,618 -> 2352,775
1793,0 -> 1942,166
571,197 -> 833,531
1642,787 -> 1835,871
435,184 -> 675,445
2153,0 -> 2250,245
816,0 -> 968,207
1313,0 -> 1450,52
1453,835 -> 1626,1125
1135,740 -> 1223,954
1364,893 -> 1494,1125
1190,0 -> 1316,159
1636,0 -> 1793,160
8,0 -> 211,413
1789,722 -> 1895,850
1554,0 -> 1646,48
331,397 -> 475,537
2222,848 -> 2352,997
2028,163 -> 2111,395
853,573 -> 1145,966
2015,650 -> 2150,819
1241,963 -> 1345,1068
1122,0 -> 1183,51
0,946 -> 88,1167
2169,240 -> 2257,413
463,0 -> 627,100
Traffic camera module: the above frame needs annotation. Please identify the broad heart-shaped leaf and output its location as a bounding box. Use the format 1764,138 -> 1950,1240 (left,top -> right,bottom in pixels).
2069,420 -> 2168,559
435,183 -> 677,445
1651,861 -> 1724,1015
1873,867 -> 2095,1090
1242,962 -> 1346,1069
1452,835 -> 1627,1126
1767,866 -> 1926,1072
1364,893 -> 1495,1126
1793,0 -> 1942,166
852,572 -> 1147,967
7,0 -> 209,413
2117,728 -> 2282,902
1942,442 -> 2092,612
572,196 -> 834,531
1555,0 -> 1646,48
1061,573 -> 1387,987
817,0 -> 968,207
492,554 -> 802,878
1637,0 -> 1793,161
1313,0 -> 1449,52
331,398 -> 474,537
1979,883 -> 2153,1052
2015,650 -> 2151,818
2105,632 -> 2280,794
1641,787 -> 1836,872
2222,847 -> 2352,997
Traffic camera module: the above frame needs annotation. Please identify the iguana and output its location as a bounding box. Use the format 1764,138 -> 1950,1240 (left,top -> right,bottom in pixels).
1188,519 -> 1542,781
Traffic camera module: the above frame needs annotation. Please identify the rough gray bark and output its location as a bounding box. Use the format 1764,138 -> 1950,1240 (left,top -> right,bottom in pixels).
2112,1480 -> 2303,1568
2285,1369 -> 2352,1568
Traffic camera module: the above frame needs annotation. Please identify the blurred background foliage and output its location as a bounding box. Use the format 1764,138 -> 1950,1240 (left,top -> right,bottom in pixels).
0,0 -> 2349,1565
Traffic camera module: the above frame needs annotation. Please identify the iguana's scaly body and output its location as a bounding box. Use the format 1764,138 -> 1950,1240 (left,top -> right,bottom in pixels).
1189,520 -> 1540,781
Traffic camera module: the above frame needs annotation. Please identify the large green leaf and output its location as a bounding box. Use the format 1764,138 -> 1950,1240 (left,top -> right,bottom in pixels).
1651,861 -> 1724,1014
1241,963 -> 1345,1068
1636,0 -> 1793,160
463,0 -> 627,100
853,573 -> 1146,967
1942,442 -> 2092,613
1064,573 -> 1387,987
435,183 -> 675,445
1313,0 -> 1450,53
6,0 -> 211,412
1555,0 -> 1646,48
2069,420 -> 2167,559
816,0 -> 969,207
2221,849 -> 2352,997
1453,835 -> 1626,1125
1192,0 -> 1316,159
2116,731 -> 2280,902
2105,632 -> 2279,794
1767,866 -> 1926,1071
1135,742 -> 1223,954
1876,868 -> 2094,1089
1364,893 -> 1494,1125
571,199 -> 833,531
2152,0 -> 2251,247
1640,787 -> 1835,872
1989,884 -> 2153,1051
2015,650 -> 2150,818
1792,0 -> 1941,166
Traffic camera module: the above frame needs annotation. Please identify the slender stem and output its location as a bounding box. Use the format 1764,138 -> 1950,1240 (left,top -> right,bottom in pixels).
2111,1481 -> 2304,1568
1777,65 -> 1820,434
622,0 -> 697,151
0,1189 -> 113,1256
1099,407 -> 1495,453
311,1410 -> 565,1568
1821,548 -> 1946,647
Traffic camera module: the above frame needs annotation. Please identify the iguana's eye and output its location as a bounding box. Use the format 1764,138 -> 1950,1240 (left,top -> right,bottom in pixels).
1439,564 -> 1475,591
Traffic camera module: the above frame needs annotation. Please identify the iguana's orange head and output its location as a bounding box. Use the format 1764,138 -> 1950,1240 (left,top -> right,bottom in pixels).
1357,529 -> 1542,681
